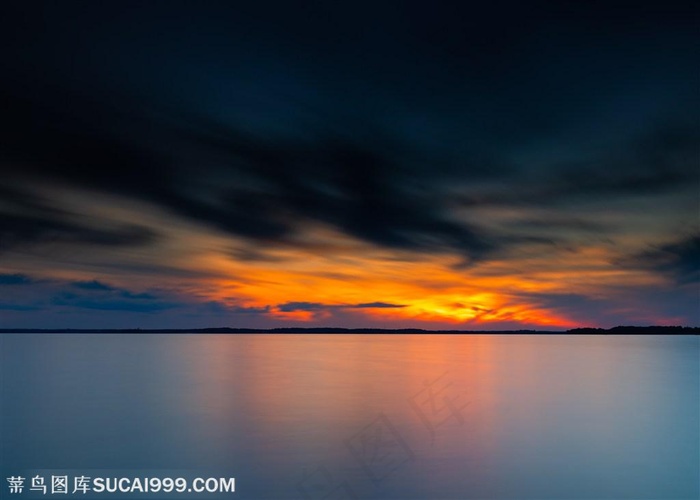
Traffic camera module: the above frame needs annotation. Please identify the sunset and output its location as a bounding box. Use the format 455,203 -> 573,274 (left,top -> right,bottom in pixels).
0,1 -> 698,331
1,2 -> 698,499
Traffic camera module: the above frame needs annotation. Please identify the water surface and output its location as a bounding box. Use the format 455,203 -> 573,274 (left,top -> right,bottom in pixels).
1,334 -> 698,499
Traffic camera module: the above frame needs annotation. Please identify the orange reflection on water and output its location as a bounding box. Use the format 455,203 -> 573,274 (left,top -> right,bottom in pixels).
172,333 -> 698,499
180,334 -> 504,474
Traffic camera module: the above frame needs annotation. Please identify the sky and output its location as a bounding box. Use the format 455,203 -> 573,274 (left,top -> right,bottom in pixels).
0,1 -> 698,330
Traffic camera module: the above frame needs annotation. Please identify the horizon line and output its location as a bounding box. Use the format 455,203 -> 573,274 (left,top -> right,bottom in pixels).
1,326 -> 698,335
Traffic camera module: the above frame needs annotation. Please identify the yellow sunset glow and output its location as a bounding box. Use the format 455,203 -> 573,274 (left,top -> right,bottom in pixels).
160,225 -> 659,328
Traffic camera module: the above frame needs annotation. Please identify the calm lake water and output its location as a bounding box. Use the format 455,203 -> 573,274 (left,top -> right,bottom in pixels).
1,334 -> 698,499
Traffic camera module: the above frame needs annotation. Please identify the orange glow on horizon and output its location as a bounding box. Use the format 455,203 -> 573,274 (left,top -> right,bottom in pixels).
5,195 -> 673,329
170,226 -> 649,329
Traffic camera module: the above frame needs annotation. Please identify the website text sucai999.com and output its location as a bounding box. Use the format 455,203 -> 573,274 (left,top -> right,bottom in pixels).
6,474 -> 235,497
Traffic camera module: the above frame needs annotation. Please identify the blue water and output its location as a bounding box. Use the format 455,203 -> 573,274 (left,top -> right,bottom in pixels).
1,334 -> 698,499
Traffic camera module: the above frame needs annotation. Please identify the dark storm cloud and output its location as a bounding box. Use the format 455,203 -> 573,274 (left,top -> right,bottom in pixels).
0,273 -> 276,321
277,301 -> 405,312
0,210 -> 157,252
277,302 -> 328,313
618,234 -> 700,284
0,274 -> 181,315
51,293 -> 176,313
1,0 -> 697,265
0,184 -> 157,253
191,125 -> 498,257
71,280 -> 117,291
4,82 -> 696,263
353,302 -> 406,309
71,280 -> 158,300
0,303 -> 41,311
456,121 -> 700,210
504,216 -> 610,233
554,124 -> 699,197
53,281 -> 177,313
0,273 -> 35,285
198,302 -> 273,315
227,305 -> 272,315
189,301 -> 272,317
0,86 -> 499,261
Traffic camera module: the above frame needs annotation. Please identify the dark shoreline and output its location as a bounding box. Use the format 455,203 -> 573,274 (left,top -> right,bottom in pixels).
1,326 -> 698,334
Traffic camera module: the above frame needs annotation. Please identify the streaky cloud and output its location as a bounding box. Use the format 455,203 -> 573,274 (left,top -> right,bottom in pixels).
0,273 -> 35,285
352,302 -> 406,309
71,280 -> 117,291
0,184 -> 158,253
277,301 -> 406,312
618,233 -> 700,285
